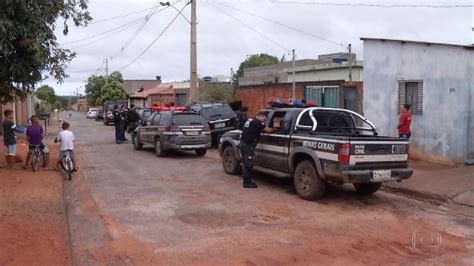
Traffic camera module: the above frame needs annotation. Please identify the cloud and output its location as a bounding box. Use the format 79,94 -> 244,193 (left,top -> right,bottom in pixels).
43,0 -> 473,95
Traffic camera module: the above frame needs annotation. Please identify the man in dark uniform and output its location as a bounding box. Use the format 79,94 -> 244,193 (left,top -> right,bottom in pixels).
239,111 -> 274,188
113,105 -> 126,144
126,104 -> 140,133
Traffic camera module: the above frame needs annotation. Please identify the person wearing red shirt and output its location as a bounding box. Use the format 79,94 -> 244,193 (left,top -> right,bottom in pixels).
398,104 -> 412,139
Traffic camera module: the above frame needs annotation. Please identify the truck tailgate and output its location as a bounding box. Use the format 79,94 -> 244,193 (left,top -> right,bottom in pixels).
349,138 -> 409,166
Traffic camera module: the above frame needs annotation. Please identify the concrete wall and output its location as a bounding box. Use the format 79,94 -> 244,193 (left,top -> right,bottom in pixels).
293,67 -> 363,83
363,40 -> 474,165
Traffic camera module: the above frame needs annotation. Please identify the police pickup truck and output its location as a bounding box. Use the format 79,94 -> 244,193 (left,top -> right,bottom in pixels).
219,107 -> 413,200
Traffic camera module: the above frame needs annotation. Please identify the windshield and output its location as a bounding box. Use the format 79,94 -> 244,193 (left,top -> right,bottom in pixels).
173,114 -> 206,125
201,105 -> 234,120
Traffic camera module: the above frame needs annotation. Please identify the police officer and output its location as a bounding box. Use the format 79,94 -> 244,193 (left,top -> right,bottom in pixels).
239,111 -> 274,188
113,105 -> 126,144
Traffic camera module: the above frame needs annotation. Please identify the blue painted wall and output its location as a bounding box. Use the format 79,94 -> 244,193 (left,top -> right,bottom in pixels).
363,40 -> 473,165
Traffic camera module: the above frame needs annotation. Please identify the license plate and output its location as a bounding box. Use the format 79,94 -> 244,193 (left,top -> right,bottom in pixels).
372,170 -> 392,181
214,123 -> 225,128
185,131 -> 199,136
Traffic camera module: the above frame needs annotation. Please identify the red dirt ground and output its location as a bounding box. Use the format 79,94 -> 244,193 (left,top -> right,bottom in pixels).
0,140 -> 70,266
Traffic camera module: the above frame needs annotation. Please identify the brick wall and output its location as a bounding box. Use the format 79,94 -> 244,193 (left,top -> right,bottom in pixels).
235,81 -> 345,115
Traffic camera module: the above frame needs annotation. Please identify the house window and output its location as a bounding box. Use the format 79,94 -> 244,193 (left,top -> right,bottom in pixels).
398,81 -> 423,115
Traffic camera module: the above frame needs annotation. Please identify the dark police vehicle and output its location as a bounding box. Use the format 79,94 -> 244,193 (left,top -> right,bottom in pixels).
219,105 -> 413,200
103,100 -> 127,125
186,102 -> 235,143
132,110 -> 211,157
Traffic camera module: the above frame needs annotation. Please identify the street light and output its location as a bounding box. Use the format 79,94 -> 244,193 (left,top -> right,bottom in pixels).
160,1 -> 191,24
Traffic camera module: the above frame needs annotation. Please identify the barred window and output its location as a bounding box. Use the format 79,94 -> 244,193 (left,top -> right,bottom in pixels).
398,81 -> 423,115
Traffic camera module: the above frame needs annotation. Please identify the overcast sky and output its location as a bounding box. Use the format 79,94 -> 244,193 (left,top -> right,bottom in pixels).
44,0 -> 474,95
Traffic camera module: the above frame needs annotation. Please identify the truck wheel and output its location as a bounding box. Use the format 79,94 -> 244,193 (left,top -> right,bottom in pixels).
222,145 -> 241,175
353,182 -> 382,194
133,134 -> 143,150
195,148 -> 207,156
155,138 -> 167,157
294,160 -> 326,200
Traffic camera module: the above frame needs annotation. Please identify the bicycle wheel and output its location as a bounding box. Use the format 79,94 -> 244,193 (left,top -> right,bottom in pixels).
31,152 -> 39,171
66,158 -> 73,180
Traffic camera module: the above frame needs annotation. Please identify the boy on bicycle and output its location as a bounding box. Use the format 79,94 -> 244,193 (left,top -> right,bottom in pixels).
54,121 -> 77,172
23,115 -> 50,170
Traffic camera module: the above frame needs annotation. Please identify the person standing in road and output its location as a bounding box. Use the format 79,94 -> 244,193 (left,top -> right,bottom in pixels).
126,104 -> 140,133
120,105 -> 129,141
2,109 -> 19,169
113,105 -> 126,144
239,111 -> 274,188
398,104 -> 412,139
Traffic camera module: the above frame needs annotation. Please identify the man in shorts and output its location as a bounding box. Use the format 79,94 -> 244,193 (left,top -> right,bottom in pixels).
2,109 -> 18,169
24,115 -> 50,170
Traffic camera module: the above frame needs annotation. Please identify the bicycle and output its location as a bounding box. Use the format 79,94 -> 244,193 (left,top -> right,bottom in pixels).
31,145 -> 46,171
60,150 -> 74,180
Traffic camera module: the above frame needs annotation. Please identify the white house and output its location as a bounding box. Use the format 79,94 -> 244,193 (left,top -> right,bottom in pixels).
361,38 -> 473,165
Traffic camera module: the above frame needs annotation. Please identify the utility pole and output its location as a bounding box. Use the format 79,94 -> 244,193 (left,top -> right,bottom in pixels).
348,44 -> 352,82
230,67 -> 234,86
292,49 -> 296,99
105,58 -> 109,85
189,0 -> 198,102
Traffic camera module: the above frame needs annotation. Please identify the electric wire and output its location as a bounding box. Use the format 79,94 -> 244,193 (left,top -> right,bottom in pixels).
216,1 -> 344,47
118,4 -> 188,71
209,2 -> 291,52
274,1 -> 473,8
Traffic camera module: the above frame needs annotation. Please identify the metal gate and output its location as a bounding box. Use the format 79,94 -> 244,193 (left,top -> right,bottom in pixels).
304,86 -> 339,108
343,87 -> 357,112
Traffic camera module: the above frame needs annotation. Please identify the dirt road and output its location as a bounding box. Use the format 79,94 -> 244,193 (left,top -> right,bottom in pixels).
63,112 -> 473,265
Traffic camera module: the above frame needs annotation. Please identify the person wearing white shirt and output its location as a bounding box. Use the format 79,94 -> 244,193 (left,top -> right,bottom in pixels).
54,121 -> 78,171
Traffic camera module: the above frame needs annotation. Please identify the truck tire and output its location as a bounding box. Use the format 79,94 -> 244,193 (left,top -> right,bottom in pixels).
133,134 -> 143,150
155,138 -> 167,157
195,148 -> 207,156
294,160 -> 326,200
353,182 -> 382,194
222,145 -> 241,175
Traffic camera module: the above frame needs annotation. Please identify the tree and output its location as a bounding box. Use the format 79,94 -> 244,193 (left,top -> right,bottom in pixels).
85,75 -> 106,106
35,85 -> 56,104
0,1 -> 91,103
85,71 -> 124,106
96,81 -> 128,106
233,53 -> 279,85
201,83 -> 235,103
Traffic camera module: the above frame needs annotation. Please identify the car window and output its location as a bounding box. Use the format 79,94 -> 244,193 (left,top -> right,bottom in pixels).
152,114 -> 161,125
299,111 -> 312,126
269,111 -> 287,133
159,113 -> 172,126
201,105 -> 234,120
351,114 -> 375,135
145,113 -> 155,125
174,114 -> 206,125
314,112 -> 351,133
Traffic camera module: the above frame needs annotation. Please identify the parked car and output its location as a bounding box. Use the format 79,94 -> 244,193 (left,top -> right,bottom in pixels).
95,110 -> 104,121
86,108 -> 99,119
219,106 -> 413,200
103,100 -> 127,125
186,102 -> 235,143
132,110 -> 211,157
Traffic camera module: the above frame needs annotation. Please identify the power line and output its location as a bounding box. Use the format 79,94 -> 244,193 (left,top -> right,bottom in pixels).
61,17 -> 144,46
118,4 -> 188,71
109,1 -> 182,60
216,2 -> 344,47
90,6 -> 156,24
68,21 -> 141,49
61,4 -> 173,47
209,2 -> 291,52
274,1 -> 473,8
